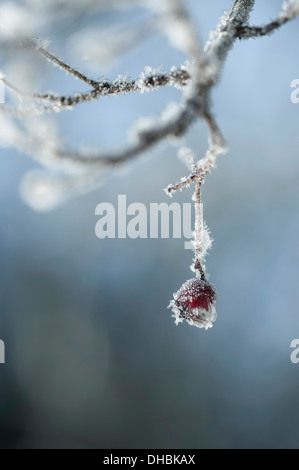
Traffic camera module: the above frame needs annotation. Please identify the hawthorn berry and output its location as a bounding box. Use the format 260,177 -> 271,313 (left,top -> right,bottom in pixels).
169,277 -> 217,329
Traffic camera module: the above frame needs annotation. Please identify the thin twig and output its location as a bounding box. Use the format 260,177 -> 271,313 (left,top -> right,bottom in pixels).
1,0 -> 298,207
0,69 -> 190,112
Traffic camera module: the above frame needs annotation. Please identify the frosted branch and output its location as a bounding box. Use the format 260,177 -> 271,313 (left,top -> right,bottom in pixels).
166,112 -> 226,196
236,0 -> 299,39
0,67 -> 190,114
29,39 -> 100,89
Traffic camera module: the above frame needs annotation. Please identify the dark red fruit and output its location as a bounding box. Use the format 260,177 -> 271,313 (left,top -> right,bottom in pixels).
169,278 -> 217,329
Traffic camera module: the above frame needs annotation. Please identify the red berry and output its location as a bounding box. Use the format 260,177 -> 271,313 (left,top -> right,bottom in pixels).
169,278 -> 217,329
176,278 -> 215,312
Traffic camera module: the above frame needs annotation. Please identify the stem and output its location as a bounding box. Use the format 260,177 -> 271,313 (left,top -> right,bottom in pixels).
194,178 -> 201,257
194,177 -> 205,280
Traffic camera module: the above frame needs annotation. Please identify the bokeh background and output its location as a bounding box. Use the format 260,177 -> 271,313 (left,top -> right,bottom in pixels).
0,0 -> 299,448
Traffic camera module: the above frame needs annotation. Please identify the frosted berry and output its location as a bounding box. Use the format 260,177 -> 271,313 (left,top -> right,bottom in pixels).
168,278 -> 217,329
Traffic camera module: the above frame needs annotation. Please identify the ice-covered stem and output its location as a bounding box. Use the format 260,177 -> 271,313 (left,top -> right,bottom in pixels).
165,174 -> 196,195
2,0 -> 299,210
150,0 -> 203,60
166,112 -> 226,196
0,0 -> 280,171
236,0 -> 299,39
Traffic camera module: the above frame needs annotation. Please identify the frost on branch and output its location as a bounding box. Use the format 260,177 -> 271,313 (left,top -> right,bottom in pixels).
177,147 -> 196,172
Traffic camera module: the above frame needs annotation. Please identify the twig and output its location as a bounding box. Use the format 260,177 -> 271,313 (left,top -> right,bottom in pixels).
28,39 -> 100,89
0,68 -> 191,112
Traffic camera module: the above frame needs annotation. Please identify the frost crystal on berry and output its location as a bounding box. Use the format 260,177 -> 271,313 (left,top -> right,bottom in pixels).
168,278 -> 217,330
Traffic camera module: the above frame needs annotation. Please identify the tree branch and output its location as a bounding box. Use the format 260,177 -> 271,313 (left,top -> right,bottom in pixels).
236,0 -> 299,39
0,68 -> 190,113
1,0 -> 299,212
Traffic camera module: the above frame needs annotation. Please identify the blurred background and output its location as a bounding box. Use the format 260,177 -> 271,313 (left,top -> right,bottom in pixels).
0,0 -> 299,449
